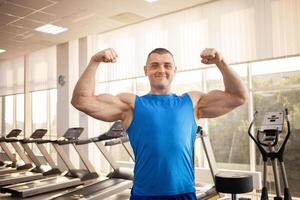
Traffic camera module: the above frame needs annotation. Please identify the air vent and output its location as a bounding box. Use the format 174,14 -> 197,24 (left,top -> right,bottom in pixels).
110,12 -> 145,24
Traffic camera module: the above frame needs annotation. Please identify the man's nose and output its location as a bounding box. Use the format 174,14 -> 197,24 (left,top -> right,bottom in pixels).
157,64 -> 166,72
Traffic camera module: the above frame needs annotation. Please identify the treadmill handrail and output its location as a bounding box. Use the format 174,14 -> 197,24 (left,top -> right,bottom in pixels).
36,139 -> 55,144
23,138 -> 53,143
105,136 -> 129,146
52,138 -> 79,145
75,138 -> 94,145
21,138 -> 44,143
4,138 -> 21,142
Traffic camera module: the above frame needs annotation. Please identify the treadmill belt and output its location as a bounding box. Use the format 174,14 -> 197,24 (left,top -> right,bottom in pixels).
0,171 -> 43,186
2,176 -> 82,198
0,167 -> 17,175
53,178 -> 126,199
2,176 -> 74,191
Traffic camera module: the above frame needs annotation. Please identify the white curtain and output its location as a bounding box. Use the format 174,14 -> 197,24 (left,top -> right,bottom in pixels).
0,57 -> 24,96
28,46 -> 57,92
95,0 -> 300,82
0,46 -> 57,96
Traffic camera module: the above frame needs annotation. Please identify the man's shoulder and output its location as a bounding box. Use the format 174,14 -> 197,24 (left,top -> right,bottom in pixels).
117,92 -> 135,98
117,93 -> 136,108
186,91 -> 204,107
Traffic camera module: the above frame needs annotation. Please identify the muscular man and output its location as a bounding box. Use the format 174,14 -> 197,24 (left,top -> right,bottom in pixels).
71,48 -> 247,200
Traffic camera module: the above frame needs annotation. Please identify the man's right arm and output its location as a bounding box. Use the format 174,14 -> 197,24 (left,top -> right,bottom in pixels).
71,48 -> 133,122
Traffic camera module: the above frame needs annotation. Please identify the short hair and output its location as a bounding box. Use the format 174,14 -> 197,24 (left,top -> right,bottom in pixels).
147,48 -> 174,61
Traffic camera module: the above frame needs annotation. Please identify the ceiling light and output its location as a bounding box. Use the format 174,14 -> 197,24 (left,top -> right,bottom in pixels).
145,0 -> 158,2
35,24 -> 68,35
0,49 -> 6,54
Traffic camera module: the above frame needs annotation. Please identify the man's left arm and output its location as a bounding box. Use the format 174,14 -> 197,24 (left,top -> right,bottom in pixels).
189,48 -> 248,119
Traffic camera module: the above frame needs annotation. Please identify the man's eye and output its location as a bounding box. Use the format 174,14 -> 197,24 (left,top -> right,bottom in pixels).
165,64 -> 172,69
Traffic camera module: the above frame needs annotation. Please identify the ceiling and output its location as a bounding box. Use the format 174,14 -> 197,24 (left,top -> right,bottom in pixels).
0,0 -> 215,62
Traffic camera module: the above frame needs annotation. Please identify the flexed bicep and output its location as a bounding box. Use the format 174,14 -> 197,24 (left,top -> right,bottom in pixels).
72,93 -> 134,122
71,48 -> 136,122
197,90 -> 244,119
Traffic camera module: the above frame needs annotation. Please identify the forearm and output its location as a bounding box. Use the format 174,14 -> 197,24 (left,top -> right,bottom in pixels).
217,60 -> 247,100
72,58 -> 99,101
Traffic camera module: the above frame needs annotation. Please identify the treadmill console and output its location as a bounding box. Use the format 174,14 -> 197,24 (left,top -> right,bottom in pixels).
6,129 -> 22,138
64,127 -> 84,140
98,121 -> 126,141
30,129 -> 48,139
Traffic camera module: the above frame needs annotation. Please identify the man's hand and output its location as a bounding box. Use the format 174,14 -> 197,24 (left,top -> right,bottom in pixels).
200,48 -> 223,65
93,48 -> 118,63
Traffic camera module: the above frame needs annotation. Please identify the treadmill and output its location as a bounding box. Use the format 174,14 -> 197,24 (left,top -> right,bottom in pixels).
0,129 -> 22,168
0,129 -> 33,175
0,129 -> 61,187
1,127 -> 99,198
50,121 -> 133,200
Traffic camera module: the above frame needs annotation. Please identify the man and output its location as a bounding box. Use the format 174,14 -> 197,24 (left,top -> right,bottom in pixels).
71,47 -> 247,200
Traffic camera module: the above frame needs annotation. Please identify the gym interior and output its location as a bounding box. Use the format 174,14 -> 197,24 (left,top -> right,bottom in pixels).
0,0 -> 300,199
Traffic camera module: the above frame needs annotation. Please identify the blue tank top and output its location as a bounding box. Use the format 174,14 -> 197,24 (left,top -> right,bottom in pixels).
127,93 -> 197,196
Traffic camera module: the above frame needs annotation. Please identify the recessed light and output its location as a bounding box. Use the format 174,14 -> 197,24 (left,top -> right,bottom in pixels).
145,0 -> 158,2
0,49 -> 6,54
35,24 -> 68,35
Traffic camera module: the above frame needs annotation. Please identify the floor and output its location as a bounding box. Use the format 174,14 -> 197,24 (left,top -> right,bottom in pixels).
106,190 -> 131,200
1,185 -> 299,200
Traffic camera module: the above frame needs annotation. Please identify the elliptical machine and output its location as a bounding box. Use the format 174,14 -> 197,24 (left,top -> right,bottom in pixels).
248,109 -> 292,200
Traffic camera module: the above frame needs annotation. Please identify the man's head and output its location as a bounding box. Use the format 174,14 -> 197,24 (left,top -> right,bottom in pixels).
144,48 -> 177,93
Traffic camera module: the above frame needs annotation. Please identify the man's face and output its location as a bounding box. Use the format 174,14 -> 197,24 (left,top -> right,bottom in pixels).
144,53 -> 176,90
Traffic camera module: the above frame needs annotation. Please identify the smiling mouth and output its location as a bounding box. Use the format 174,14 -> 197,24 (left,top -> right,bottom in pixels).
155,77 -> 167,80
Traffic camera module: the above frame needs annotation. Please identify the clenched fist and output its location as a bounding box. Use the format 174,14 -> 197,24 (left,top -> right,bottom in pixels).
200,48 -> 223,65
92,48 -> 118,63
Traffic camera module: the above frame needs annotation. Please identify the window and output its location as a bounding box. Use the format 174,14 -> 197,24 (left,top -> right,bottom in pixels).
30,89 -> 57,158
49,89 -> 57,161
136,77 -> 150,96
4,95 -> 14,134
16,94 -> 24,130
31,90 -> 47,155
0,97 -> 2,133
252,57 -> 300,197
49,89 -> 57,139
172,70 -> 203,95
32,90 -> 48,131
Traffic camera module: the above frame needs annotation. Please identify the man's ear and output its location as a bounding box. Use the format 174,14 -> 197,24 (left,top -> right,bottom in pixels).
144,65 -> 147,76
174,66 -> 177,75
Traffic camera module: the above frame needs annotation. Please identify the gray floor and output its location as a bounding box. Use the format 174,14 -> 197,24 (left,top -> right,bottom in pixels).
0,189 -> 131,200
106,189 -> 130,200
0,190 -> 130,200
0,179 -> 131,200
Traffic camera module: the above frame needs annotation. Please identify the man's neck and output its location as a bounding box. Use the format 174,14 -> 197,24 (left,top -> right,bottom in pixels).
149,88 -> 172,95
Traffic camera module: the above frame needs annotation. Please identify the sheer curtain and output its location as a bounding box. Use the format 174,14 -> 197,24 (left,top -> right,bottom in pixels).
28,46 -> 57,92
95,0 -> 300,82
0,46 -> 57,96
0,57 -> 24,96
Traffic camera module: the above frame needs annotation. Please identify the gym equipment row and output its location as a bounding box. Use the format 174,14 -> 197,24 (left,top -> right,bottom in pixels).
0,110 -> 292,199
0,122 -> 133,199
